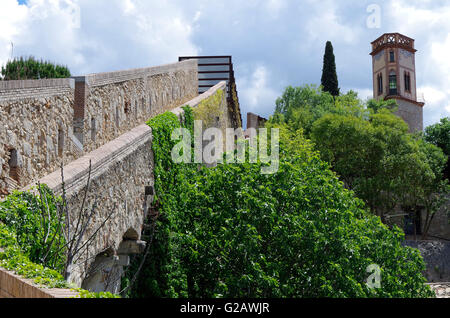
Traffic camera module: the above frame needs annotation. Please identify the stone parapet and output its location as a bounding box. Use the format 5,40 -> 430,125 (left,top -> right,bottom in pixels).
0,267 -> 78,298
73,59 -> 197,87
0,79 -> 75,101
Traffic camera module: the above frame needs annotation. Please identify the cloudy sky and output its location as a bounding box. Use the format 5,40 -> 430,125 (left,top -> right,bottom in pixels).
1,0 -> 449,128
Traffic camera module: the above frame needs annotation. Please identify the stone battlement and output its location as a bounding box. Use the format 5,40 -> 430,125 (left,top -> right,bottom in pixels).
0,60 -> 199,197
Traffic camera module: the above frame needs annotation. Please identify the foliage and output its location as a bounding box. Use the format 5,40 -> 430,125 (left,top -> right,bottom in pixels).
123,106 -> 196,298
192,88 -> 225,128
1,56 -> 71,80
273,85 -> 365,135
310,110 -> 448,226
124,105 -> 434,298
321,41 -> 340,96
424,117 -> 450,180
0,185 -> 66,272
0,222 -> 68,288
271,84 -> 449,233
76,289 -> 121,298
0,190 -> 119,298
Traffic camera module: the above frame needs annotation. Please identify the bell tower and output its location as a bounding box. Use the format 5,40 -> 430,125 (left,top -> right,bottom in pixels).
370,33 -> 424,131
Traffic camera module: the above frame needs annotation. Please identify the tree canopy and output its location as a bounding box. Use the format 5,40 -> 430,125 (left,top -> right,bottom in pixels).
123,106 -> 435,298
270,85 -> 449,237
1,56 -> 71,80
424,117 -> 450,180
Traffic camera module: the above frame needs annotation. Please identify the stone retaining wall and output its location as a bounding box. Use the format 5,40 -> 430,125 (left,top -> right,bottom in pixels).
404,240 -> 450,282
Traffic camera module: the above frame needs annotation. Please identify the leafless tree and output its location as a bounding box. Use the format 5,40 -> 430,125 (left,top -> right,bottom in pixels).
37,160 -> 116,280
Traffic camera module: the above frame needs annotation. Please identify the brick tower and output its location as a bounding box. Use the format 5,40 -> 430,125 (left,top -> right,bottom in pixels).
370,33 -> 425,132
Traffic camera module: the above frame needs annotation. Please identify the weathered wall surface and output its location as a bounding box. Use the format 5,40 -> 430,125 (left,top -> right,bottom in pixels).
0,60 -> 198,200
74,60 -> 198,153
395,99 -> 423,132
0,79 -> 80,196
403,240 -> 450,283
31,124 -> 154,287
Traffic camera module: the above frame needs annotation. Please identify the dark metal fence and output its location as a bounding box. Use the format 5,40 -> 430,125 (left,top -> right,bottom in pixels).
178,55 -> 242,128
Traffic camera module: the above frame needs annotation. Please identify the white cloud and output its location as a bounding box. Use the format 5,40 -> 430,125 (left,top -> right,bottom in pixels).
305,0 -> 361,45
0,0 -> 28,64
264,0 -> 286,18
0,0 -> 198,75
238,64 -> 279,116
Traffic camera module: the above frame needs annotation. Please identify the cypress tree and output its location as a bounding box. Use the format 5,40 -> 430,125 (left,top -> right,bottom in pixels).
321,41 -> 340,96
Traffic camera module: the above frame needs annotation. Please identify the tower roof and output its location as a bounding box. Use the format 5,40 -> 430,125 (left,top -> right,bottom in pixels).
370,33 -> 416,56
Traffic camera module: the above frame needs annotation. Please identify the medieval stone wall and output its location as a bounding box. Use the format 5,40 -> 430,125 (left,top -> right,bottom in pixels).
23,82 -> 229,290
0,60 -> 198,199
0,79 -> 78,195
74,60 -> 198,153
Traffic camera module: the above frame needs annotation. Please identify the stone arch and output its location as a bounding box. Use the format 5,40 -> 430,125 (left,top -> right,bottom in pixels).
123,228 -> 139,241
81,247 -> 123,294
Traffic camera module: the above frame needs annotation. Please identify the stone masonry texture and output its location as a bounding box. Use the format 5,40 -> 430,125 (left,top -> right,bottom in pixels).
19,81 -> 229,288
0,60 -> 198,199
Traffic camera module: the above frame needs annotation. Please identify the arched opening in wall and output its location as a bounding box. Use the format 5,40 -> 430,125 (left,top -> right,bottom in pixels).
135,100 -> 138,119
115,106 -> 120,128
123,228 -> 139,241
389,70 -> 397,96
58,128 -> 64,157
8,149 -> 20,183
91,118 -> 96,142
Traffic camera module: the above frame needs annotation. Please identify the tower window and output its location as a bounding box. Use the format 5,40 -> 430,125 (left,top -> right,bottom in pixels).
377,73 -> 383,95
404,71 -> 411,93
389,51 -> 395,62
389,71 -> 397,95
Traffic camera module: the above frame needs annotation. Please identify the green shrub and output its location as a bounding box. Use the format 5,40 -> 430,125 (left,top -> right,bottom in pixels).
0,185 -> 66,273
0,192 -> 120,298
124,108 -> 434,298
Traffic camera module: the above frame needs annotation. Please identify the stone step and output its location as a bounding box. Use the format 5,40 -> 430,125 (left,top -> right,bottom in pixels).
4,176 -> 19,193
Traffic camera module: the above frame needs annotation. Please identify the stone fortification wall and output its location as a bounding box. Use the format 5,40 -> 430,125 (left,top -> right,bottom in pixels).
0,60 -> 198,199
0,79 -> 78,196
73,59 -> 198,153
24,82 -> 228,291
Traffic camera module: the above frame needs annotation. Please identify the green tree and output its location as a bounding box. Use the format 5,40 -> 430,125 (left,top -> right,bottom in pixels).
124,109 -> 434,298
424,117 -> 450,180
310,109 -> 448,231
273,85 -> 365,136
1,56 -> 71,80
321,41 -> 340,96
